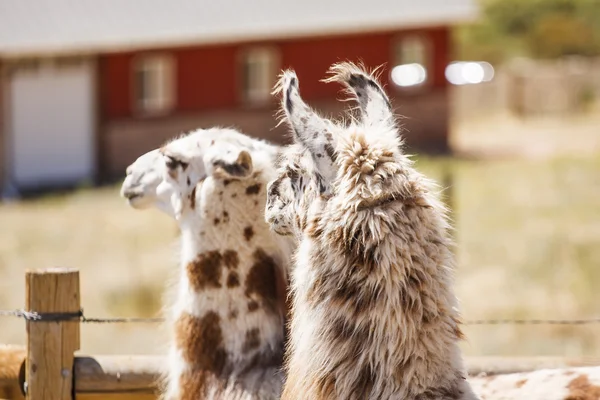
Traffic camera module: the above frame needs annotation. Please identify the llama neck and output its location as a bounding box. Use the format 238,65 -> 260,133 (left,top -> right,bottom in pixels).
283,192 -> 469,399
172,179 -> 285,378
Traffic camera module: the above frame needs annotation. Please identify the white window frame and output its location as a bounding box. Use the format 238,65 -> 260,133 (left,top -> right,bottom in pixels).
133,54 -> 175,115
239,47 -> 279,105
392,34 -> 433,89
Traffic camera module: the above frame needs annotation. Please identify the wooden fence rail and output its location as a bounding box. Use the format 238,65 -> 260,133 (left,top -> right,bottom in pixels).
2,348 -> 600,400
1,268 -> 600,400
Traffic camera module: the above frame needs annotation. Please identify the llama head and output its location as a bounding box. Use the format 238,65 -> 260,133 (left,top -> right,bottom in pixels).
266,63 -> 406,235
265,69 -> 341,237
157,130 -> 255,220
265,144 -> 313,236
121,149 -> 175,217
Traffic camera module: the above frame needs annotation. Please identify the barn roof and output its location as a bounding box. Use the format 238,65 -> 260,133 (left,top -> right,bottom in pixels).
0,0 -> 478,57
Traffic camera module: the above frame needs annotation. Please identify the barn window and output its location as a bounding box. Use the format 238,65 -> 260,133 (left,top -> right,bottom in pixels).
391,35 -> 431,88
133,55 -> 175,115
239,47 -> 279,104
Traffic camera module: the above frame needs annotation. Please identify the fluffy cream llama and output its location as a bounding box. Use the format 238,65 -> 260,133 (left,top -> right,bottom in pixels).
122,128 -> 294,400
470,366 -> 600,400
265,63 -> 478,399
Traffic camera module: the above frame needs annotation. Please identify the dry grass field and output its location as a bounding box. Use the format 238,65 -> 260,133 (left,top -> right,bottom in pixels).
0,112 -> 599,357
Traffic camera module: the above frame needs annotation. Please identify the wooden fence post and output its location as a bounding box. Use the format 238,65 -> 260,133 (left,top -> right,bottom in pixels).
25,268 -> 80,400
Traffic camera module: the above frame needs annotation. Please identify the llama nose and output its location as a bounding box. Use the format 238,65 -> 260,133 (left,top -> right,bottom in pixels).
121,185 -> 140,200
124,190 -> 141,200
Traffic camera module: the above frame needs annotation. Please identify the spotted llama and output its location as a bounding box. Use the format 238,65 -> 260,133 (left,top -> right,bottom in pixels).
122,128 -> 294,399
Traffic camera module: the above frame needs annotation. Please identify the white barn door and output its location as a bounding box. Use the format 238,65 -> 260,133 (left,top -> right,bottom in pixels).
9,58 -> 95,190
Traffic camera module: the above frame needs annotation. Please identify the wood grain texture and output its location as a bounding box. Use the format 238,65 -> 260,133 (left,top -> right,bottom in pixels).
0,345 -> 25,400
25,268 -> 80,400
74,354 -> 161,394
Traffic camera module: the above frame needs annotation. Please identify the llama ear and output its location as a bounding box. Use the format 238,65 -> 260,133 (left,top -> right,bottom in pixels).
324,62 -> 393,128
274,70 -> 337,182
205,148 -> 254,179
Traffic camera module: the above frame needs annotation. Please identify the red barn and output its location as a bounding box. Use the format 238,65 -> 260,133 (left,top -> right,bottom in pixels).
0,0 -> 477,194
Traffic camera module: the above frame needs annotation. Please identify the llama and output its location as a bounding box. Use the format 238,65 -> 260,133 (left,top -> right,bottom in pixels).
121,128 -> 294,400
469,366 -> 600,399
265,63 -> 479,399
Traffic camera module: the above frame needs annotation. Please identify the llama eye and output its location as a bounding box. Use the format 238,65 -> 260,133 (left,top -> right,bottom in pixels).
165,156 -> 179,170
165,156 -> 176,169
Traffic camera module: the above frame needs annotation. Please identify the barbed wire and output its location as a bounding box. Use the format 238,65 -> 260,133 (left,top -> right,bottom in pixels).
1,308 -> 600,326
81,316 -> 165,323
0,309 -> 163,323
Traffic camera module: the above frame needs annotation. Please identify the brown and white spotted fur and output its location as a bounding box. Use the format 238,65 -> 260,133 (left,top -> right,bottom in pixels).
469,367 -> 600,400
265,63 -> 478,400
123,128 -> 294,400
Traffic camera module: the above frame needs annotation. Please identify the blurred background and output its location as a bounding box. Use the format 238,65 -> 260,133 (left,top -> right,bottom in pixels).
0,0 -> 599,357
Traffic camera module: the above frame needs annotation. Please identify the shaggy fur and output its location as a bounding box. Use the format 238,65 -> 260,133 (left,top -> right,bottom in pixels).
266,63 -> 478,400
469,367 -> 600,400
121,128 -> 295,400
